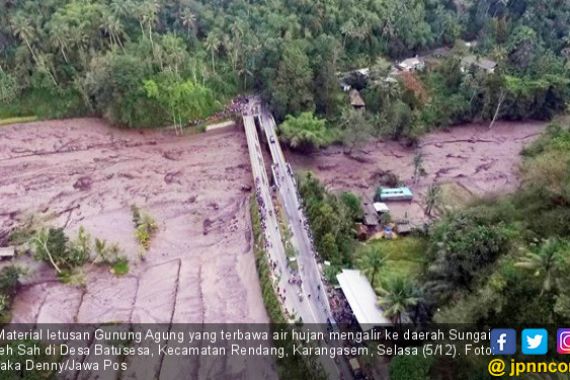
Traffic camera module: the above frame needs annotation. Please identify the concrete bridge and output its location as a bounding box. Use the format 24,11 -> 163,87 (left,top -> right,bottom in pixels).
242,99 -> 353,380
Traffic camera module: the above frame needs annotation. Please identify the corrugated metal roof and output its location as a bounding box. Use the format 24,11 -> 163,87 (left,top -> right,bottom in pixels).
0,247 -> 15,257
336,269 -> 390,330
373,202 -> 390,213
380,187 -> 413,200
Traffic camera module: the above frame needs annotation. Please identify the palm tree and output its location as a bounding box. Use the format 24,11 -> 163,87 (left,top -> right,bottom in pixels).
180,9 -> 197,38
413,152 -> 424,184
11,13 -> 40,67
357,246 -> 389,287
239,32 -> 260,91
110,0 -> 131,19
47,20 -> 70,63
424,183 -> 441,217
377,277 -> 420,325
100,12 -> 125,49
204,31 -> 221,73
135,0 -> 159,47
515,238 -> 565,295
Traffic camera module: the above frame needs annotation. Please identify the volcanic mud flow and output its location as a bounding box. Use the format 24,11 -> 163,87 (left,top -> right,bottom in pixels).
288,121 -> 547,224
0,118 -> 268,326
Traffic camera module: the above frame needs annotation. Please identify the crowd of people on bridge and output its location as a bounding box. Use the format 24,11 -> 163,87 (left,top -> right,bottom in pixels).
228,95 -> 249,115
188,95 -> 250,127
249,111 -> 356,327
330,288 -> 358,327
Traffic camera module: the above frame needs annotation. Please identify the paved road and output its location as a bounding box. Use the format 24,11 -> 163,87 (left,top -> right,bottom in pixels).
259,110 -> 333,323
242,100 -> 353,380
242,114 -> 309,321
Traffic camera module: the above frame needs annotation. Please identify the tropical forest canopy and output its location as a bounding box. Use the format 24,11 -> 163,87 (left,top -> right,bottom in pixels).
0,0 -> 569,138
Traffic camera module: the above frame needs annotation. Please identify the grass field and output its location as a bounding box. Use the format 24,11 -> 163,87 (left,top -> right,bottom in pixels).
0,116 -> 38,126
355,236 -> 428,286
436,182 -> 475,214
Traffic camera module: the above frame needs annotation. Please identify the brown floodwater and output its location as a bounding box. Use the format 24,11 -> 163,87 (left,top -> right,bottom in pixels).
0,118 -> 268,324
0,117 -> 546,379
0,117 -> 278,378
288,121 -> 547,224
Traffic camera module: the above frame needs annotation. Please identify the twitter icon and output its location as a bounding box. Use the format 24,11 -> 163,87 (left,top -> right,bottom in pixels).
522,329 -> 548,355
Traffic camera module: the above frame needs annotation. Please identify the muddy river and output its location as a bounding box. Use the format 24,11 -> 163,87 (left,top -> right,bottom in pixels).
0,118 -> 547,324
288,121 -> 547,224
0,117 -> 547,378
0,118 -> 267,324
0,119 -> 547,325
1,118 -> 279,378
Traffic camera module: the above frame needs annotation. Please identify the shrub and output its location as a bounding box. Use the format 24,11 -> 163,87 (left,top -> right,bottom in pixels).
0,267 -> 20,298
131,205 -> 158,250
340,192 -> 364,221
111,258 -> 129,276
0,266 -> 20,322
298,173 -> 355,265
30,227 -> 126,280
390,355 -> 433,380
30,227 -> 90,282
279,112 -> 331,151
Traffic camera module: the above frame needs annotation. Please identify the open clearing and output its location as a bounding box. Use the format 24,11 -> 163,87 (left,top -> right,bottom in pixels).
289,121 -> 547,224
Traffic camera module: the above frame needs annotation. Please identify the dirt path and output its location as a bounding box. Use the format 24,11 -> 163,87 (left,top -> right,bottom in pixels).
288,121 -> 547,224
0,118 -> 268,326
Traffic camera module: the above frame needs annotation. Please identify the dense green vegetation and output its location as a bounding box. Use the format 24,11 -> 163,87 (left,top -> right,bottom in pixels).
298,123 -> 570,377
1,0 -> 569,137
417,59 -> 570,130
0,0 -> 229,126
425,124 -> 570,326
385,123 -> 570,378
278,112 -> 332,152
298,172 -> 362,268
1,2 -> 569,378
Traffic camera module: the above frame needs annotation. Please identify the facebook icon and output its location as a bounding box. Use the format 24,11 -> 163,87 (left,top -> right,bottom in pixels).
491,329 -> 517,355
